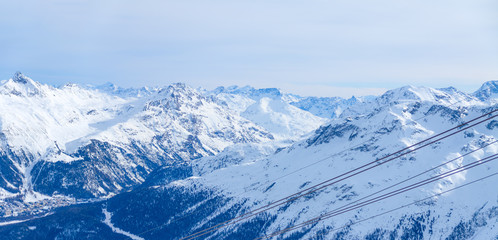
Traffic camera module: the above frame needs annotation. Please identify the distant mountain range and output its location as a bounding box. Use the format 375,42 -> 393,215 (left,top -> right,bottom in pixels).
0,72 -> 497,239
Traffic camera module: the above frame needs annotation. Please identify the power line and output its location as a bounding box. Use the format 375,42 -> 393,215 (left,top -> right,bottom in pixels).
180,110 -> 498,240
255,139 -> 498,239
279,172 -> 498,240
257,153 -> 498,239
314,139 -> 498,221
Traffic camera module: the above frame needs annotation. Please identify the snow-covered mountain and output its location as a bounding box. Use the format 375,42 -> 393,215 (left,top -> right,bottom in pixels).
0,73 -> 335,211
206,85 -> 371,120
0,73 -> 280,202
474,80 -> 498,102
205,86 -> 328,141
1,73 -> 497,240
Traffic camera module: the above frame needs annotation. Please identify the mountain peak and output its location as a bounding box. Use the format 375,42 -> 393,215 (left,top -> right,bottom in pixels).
474,80 -> 498,101
12,71 -> 30,84
379,85 -> 422,102
155,83 -> 198,100
170,82 -> 187,89
162,82 -> 191,94
0,71 -> 43,97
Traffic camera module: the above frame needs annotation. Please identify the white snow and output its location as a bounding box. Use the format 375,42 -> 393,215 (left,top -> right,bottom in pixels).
0,219 -> 30,226
241,97 -> 327,141
102,207 -> 144,240
0,212 -> 53,226
207,86 -> 328,141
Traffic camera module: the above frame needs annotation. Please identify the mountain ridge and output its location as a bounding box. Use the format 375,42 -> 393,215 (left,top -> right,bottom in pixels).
0,72 -> 497,239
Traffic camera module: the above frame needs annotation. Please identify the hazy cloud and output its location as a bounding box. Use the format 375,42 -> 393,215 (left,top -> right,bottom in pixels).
1,0 -> 496,96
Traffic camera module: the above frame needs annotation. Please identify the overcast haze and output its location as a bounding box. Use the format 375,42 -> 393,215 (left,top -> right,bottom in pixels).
1,0 -> 497,97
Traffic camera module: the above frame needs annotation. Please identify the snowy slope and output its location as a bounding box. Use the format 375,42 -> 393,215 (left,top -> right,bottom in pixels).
241,97 -> 326,141
0,72 -> 128,155
0,73 -> 275,203
206,86 -> 327,141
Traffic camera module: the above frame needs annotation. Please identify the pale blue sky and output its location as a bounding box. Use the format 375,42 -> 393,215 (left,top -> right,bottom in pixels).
1,0 -> 497,97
